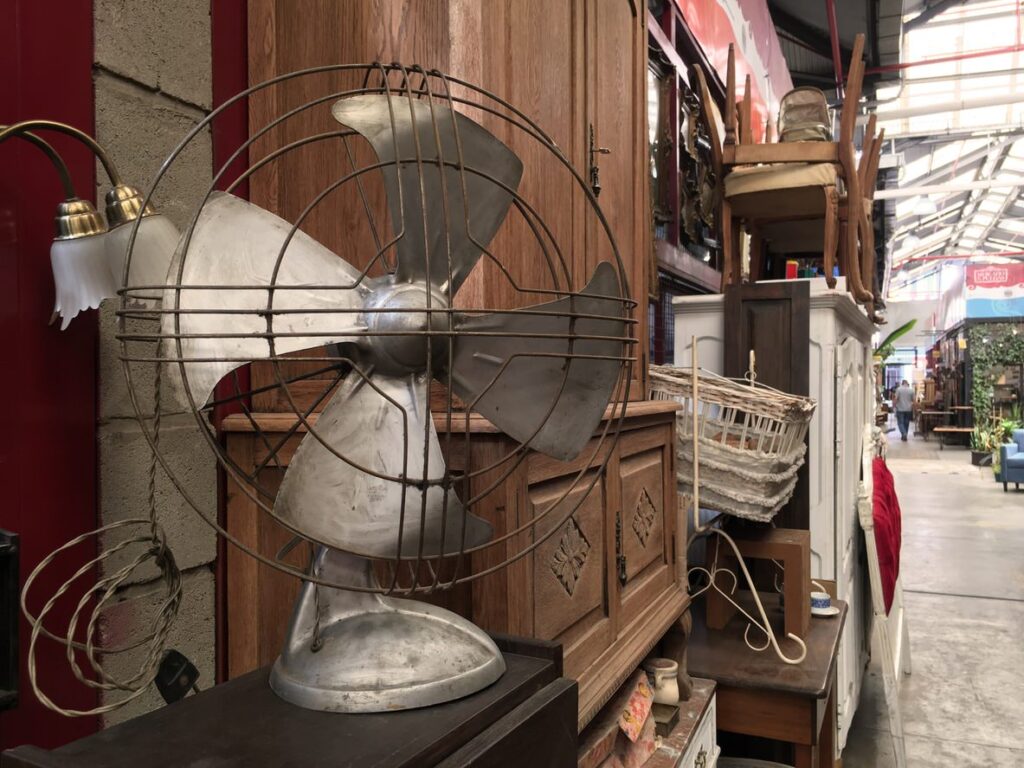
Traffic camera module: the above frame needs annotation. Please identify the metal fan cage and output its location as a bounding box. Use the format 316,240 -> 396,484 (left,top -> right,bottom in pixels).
116,62 -> 636,597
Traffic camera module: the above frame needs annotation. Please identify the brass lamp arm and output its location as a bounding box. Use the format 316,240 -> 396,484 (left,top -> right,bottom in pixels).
0,120 -> 122,186
3,130 -> 78,198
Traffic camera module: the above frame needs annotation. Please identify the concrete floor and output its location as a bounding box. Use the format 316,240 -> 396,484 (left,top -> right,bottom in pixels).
842,427 -> 1024,768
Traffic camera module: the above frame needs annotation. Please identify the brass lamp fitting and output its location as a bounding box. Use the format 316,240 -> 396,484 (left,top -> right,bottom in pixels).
104,183 -> 155,229
54,198 -> 108,240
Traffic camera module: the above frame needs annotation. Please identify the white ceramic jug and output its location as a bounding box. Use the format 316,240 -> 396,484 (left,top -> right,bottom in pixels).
642,657 -> 680,706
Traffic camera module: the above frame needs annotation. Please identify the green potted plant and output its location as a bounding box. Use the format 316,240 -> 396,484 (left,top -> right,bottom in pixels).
970,426 -> 993,466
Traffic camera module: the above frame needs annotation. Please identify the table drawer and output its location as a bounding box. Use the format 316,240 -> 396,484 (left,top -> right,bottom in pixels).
679,692 -> 718,768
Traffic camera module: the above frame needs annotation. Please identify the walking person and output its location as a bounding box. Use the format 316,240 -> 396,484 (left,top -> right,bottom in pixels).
893,379 -> 915,442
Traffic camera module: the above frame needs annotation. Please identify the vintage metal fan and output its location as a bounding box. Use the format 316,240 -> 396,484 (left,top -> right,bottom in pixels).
116,64 -> 633,714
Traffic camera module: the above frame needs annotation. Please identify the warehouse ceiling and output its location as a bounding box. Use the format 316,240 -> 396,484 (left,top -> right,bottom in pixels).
769,0 -> 904,90
875,0 -> 1024,298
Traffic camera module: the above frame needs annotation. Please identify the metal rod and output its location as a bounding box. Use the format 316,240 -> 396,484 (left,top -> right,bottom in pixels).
874,91 -> 1024,121
0,120 -> 122,184
865,43 -> 1024,75
876,179 -> 1024,199
0,129 -> 77,197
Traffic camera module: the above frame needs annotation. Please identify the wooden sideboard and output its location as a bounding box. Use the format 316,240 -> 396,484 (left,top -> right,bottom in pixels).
221,400 -> 688,730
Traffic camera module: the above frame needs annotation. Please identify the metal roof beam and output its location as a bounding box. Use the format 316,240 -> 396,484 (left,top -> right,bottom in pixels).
876,177 -> 1024,199
901,133 -> 1022,185
947,142 -> 1014,252
889,124 -> 1024,142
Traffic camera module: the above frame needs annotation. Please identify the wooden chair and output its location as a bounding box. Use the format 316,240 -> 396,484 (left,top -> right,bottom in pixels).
758,112 -> 885,311
695,35 -> 873,303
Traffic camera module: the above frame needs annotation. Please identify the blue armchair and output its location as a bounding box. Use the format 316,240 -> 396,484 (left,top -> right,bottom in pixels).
1001,429 -> 1024,492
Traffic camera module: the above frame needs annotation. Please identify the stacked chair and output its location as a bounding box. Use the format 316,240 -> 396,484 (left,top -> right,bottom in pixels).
694,34 -> 884,320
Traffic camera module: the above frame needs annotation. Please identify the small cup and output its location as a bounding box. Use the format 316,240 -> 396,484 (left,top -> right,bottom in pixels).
810,591 -> 831,610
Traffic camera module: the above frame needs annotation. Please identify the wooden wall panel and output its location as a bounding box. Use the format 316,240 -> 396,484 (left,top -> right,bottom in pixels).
587,0 -> 648,398
244,0 -> 647,404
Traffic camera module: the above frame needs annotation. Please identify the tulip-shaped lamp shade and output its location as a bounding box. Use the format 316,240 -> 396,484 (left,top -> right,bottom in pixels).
104,184 -> 180,303
50,198 -> 115,330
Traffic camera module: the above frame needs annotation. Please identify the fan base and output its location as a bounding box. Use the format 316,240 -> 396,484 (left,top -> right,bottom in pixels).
270,549 -> 505,713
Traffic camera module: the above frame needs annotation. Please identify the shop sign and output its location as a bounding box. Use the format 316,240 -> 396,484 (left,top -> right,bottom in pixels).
966,263 -> 1024,318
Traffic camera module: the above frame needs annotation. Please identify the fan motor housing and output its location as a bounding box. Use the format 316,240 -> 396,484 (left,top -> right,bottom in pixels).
361,281 -> 452,375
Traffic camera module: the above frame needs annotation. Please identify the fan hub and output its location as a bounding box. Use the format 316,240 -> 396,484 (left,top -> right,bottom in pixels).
363,282 -> 451,375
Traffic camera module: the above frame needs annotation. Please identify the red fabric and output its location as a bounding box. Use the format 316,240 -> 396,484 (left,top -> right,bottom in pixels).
872,457 -> 903,614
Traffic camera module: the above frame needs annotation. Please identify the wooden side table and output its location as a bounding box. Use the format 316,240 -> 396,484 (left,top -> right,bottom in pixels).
2,639 -> 576,768
917,410 -> 952,441
687,595 -> 847,768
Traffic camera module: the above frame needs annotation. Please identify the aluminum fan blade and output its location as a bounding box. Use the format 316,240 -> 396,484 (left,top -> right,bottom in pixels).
275,372 -> 492,559
160,191 -> 370,408
448,261 -> 626,462
331,94 -> 523,295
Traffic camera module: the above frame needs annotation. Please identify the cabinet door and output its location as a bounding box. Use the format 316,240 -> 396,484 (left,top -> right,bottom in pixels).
528,463 -> 616,682
588,0 -> 649,397
834,334 -> 868,745
618,424 -> 676,629
724,281 -> 811,529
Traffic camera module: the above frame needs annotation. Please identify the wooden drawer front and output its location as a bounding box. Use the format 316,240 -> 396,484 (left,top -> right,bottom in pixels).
529,471 -> 614,679
680,693 -> 718,768
618,425 -> 675,628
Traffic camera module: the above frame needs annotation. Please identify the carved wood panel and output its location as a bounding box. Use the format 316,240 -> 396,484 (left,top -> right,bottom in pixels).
529,472 -> 613,680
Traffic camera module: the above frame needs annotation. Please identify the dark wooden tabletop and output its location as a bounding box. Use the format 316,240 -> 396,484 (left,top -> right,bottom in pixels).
3,653 -> 557,768
687,594 -> 847,699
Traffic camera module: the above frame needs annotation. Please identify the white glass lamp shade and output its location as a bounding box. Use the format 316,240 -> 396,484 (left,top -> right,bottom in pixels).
51,235 -> 118,330
106,214 -> 181,304
912,196 -> 938,217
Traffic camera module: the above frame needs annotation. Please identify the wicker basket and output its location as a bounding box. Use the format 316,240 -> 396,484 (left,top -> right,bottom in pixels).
650,365 -> 817,522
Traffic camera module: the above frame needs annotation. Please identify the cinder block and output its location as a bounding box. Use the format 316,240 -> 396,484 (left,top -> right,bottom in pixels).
99,302 -> 203,422
94,0 -> 212,109
99,566 -> 215,727
94,71 -> 212,230
99,415 -> 217,584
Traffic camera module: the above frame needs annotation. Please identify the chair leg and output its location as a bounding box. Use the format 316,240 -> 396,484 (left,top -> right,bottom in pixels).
749,227 -> 764,284
838,218 -> 852,291
720,198 -> 734,290
823,187 -> 839,288
861,209 -> 875,293
1004,481 -> 1009,492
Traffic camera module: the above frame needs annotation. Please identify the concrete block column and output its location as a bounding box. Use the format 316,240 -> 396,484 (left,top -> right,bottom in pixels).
93,0 -> 217,727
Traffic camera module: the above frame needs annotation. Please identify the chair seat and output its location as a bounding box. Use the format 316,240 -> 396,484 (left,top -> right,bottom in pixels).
724,161 -> 837,198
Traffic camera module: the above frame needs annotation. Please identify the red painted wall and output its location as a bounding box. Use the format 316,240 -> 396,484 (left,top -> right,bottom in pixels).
676,0 -> 794,140
0,0 -> 100,747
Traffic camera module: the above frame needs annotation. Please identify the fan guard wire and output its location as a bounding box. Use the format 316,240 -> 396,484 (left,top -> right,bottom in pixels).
24,62 -> 635,716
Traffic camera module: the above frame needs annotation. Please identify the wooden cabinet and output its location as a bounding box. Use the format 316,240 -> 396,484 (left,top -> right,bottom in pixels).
446,402 -> 685,728
246,0 -> 650,395
222,402 -> 687,730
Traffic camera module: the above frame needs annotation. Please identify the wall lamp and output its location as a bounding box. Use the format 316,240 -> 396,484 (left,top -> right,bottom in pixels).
0,120 -> 179,329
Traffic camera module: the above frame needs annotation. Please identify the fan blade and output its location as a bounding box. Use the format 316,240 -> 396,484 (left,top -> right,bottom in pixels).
331,94 -> 523,295
160,191 -> 370,408
448,262 -> 627,462
275,372 -> 492,559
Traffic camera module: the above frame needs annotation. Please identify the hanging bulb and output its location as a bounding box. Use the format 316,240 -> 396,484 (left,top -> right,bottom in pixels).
104,184 -> 180,304
50,199 -> 115,330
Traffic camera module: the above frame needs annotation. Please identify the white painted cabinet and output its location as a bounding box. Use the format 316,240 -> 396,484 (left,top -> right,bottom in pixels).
672,278 -> 876,750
